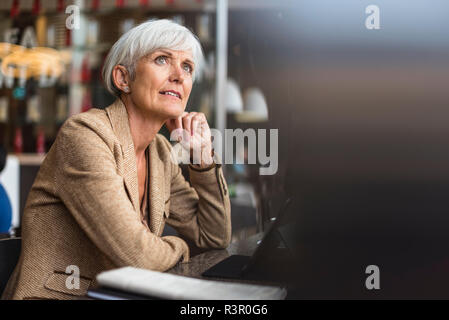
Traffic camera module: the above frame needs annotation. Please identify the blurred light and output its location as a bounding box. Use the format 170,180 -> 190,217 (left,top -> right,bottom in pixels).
225,77 -> 243,113
0,45 -> 70,80
0,43 -> 24,59
236,87 -> 268,122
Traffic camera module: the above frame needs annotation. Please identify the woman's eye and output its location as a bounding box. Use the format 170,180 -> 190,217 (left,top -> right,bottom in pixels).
183,63 -> 193,74
155,56 -> 167,65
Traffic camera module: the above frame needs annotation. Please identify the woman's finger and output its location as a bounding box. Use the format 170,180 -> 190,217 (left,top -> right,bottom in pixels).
192,118 -> 199,137
175,112 -> 188,130
191,113 -> 206,137
182,112 -> 196,136
166,112 -> 188,142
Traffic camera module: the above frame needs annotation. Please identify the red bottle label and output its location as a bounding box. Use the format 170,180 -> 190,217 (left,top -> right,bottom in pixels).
92,0 -> 100,10
58,0 -> 65,13
32,0 -> 40,15
10,0 -> 19,18
14,127 -> 23,154
36,128 -> 45,154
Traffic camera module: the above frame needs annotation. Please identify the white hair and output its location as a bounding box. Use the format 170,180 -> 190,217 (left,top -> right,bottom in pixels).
102,19 -> 204,96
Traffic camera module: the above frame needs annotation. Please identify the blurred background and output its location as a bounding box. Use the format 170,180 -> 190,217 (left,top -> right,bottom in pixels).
0,0 -> 449,297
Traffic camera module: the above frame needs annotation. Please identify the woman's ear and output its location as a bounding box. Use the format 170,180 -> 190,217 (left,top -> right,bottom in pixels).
112,65 -> 131,93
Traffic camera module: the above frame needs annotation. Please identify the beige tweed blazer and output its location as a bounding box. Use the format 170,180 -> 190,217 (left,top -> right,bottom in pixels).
2,99 -> 231,300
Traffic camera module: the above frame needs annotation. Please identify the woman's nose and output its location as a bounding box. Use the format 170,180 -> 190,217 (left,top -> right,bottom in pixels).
168,64 -> 185,83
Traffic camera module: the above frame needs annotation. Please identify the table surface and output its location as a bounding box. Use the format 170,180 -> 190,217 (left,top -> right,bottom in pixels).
166,232 -> 263,279
82,233 -> 266,300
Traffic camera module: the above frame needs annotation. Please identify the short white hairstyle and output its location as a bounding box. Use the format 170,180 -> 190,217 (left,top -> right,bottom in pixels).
102,19 -> 204,96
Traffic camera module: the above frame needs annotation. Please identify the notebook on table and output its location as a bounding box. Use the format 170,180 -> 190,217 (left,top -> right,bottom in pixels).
91,266 -> 287,300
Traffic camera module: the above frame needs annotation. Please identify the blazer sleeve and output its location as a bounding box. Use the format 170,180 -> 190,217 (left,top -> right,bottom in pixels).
54,117 -> 190,271
164,141 -> 232,250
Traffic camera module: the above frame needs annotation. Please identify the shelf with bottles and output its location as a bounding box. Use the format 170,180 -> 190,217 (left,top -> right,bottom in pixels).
78,9 -> 216,48
0,73 -> 69,155
0,2 -> 217,50
0,0 -> 218,20
76,0 -> 217,15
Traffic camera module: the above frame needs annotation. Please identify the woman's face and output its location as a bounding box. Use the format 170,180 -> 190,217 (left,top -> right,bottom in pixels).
128,48 -> 194,120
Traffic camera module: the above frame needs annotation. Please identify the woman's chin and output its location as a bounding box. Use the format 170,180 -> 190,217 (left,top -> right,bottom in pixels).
162,104 -> 185,118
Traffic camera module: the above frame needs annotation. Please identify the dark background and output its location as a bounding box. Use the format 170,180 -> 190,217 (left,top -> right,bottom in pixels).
227,1 -> 449,298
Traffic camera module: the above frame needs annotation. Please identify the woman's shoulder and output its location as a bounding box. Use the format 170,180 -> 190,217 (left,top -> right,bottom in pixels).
62,108 -> 110,131
54,108 -> 119,155
59,108 -> 113,140
48,108 -> 119,171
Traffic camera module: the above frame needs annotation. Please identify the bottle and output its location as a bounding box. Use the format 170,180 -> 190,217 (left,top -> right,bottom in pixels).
55,71 -> 69,132
13,127 -> 23,154
36,127 -> 45,154
0,97 -> 9,146
11,78 -> 27,153
81,55 -> 91,84
24,79 -> 41,153
81,87 -> 92,113
55,91 -> 68,130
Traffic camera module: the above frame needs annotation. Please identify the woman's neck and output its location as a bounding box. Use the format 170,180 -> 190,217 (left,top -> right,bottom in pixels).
121,96 -> 164,158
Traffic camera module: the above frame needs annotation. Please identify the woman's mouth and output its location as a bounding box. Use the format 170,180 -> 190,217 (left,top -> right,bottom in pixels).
159,90 -> 182,100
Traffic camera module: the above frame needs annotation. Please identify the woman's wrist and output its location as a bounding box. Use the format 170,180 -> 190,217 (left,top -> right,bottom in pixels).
190,146 -> 215,169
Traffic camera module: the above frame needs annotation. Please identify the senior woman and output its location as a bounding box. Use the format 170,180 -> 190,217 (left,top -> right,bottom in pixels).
2,19 -> 231,300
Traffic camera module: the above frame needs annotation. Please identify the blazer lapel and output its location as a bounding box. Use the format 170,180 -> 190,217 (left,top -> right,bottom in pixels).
148,141 -> 165,235
106,99 -> 167,234
105,99 -> 139,212
122,144 -> 139,213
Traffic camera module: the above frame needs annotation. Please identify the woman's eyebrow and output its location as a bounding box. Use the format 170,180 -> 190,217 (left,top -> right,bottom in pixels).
157,49 -> 173,57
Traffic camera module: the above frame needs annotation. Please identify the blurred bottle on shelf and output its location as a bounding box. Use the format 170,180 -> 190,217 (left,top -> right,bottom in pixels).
81,87 -> 92,113
57,0 -> 65,13
172,15 -> 185,26
139,0 -> 149,7
56,64 -> 69,126
55,87 -> 68,130
120,19 -> 135,35
91,0 -> 100,11
36,127 -> 45,154
81,54 -> 92,83
87,20 -> 99,47
24,79 -> 42,153
10,76 -> 26,153
46,24 -> 56,48
65,28 -> 71,47
0,97 -> 9,147
32,0 -> 41,16
13,127 -> 23,154
196,14 -> 210,42
10,0 -> 19,19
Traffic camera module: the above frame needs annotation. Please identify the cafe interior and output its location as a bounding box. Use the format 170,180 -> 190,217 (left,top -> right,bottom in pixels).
1,0 -> 449,299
